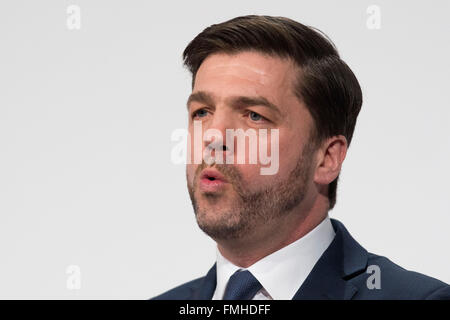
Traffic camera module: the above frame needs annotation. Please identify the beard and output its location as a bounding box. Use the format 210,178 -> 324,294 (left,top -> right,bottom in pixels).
187,141 -> 316,241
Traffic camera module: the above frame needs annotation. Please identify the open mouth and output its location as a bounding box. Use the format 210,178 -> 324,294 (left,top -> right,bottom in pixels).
198,168 -> 228,192
199,168 -> 228,183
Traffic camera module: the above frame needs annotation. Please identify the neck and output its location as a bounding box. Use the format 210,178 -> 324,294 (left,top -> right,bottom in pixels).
216,195 -> 329,268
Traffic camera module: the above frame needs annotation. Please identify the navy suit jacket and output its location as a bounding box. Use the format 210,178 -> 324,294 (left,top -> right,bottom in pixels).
153,219 -> 450,300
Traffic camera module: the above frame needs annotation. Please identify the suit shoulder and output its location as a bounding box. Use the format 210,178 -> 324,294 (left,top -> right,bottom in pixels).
150,276 -> 205,300
352,252 -> 450,299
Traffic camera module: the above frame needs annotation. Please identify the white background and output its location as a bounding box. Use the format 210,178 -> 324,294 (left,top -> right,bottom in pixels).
0,0 -> 448,299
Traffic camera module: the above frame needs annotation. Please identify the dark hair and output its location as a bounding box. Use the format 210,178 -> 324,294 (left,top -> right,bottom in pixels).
182,15 -> 363,210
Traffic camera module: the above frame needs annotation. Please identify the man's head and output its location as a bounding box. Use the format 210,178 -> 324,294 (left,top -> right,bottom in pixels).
183,15 -> 362,243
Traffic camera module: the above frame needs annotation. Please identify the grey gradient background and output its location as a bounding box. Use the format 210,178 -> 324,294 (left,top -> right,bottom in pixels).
0,0 -> 449,299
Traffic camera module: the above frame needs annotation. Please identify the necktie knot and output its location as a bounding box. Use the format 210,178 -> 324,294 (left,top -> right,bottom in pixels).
223,270 -> 263,300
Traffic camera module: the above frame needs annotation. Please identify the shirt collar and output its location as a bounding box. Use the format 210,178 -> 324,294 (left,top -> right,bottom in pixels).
213,215 -> 336,300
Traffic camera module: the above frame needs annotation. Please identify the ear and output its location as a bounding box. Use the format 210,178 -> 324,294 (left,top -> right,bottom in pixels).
313,135 -> 348,185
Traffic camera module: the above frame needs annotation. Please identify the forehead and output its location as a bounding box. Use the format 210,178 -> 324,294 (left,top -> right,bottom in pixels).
193,51 -> 298,100
191,51 -> 314,139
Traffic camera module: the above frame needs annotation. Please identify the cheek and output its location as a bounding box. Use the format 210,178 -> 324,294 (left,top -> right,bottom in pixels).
235,130 -> 298,185
186,164 -> 197,186
276,130 -> 302,176
234,162 -> 275,190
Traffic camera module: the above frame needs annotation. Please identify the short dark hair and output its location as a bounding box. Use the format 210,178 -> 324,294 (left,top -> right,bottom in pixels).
182,15 -> 363,210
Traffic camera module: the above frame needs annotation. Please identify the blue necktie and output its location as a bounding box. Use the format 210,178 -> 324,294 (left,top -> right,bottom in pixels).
223,270 -> 263,300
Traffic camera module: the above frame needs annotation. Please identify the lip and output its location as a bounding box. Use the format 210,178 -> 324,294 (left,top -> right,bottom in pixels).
198,168 -> 229,193
199,168 -> 228,183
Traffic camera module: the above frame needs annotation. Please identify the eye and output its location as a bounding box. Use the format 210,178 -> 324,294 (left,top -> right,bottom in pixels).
192,109 -> 209,119
248,111 -> 264,122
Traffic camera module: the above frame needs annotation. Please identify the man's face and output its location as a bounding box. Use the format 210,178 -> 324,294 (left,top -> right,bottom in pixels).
186,51 -> 318,242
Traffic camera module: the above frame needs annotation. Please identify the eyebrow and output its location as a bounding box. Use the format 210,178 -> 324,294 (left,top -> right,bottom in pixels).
186,90 -> 281,116
186,91 -> 215,109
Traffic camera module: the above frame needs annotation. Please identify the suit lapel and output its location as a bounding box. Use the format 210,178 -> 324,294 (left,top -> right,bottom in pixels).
191,263 -> 217,300
293,219 -> 368,300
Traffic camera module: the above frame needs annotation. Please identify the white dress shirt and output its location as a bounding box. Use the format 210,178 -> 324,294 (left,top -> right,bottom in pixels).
212,215 -> 336,300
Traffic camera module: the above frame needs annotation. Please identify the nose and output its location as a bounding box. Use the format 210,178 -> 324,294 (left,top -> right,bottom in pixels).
203,110 -> 234,161
205,140 -> 229,152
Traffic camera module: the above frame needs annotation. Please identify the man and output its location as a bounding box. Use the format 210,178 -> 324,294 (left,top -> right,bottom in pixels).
153,15 -> 450,300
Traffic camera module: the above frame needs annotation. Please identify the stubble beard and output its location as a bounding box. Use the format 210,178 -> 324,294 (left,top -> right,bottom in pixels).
187,142 -> 316,242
